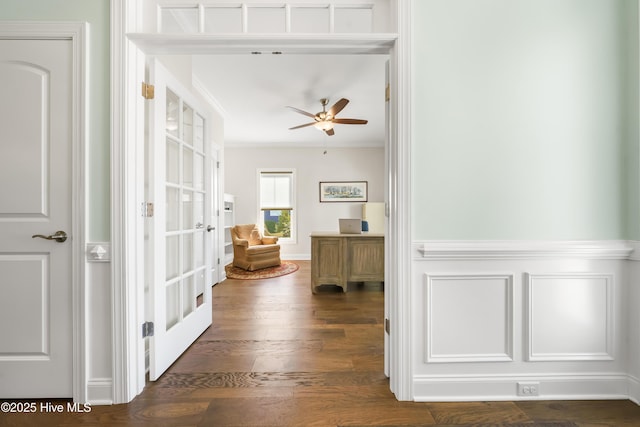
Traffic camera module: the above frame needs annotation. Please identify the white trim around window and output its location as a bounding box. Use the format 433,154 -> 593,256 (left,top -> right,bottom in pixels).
257,168 -> 297,244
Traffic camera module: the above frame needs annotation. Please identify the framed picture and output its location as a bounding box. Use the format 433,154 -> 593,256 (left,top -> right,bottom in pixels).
319,181 -> 368,203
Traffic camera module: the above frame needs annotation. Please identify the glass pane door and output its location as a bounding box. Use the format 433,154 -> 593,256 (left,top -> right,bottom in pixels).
164,91 -> 207,330
148,59 -> 213,381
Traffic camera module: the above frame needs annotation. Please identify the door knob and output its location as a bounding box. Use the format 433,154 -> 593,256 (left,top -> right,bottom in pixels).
207,225 -> 215,232
32,230 -> 68,243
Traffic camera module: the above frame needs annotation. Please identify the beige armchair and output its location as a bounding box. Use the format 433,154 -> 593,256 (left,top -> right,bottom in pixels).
231,224 -> 281,271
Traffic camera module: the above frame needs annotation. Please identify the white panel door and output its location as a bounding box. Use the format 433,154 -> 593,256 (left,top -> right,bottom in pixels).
0,39 -> 73,397
148,59 -> 213,380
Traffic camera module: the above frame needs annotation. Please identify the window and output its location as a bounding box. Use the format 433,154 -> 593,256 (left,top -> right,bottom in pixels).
258,170 -> 295,242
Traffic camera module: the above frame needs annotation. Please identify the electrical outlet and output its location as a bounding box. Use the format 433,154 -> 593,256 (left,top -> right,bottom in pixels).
517,381 -> 540,396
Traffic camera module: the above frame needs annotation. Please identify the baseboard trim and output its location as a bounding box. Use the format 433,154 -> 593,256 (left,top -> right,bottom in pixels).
629,375 -> 640,405
413,374 -> 630,402
87,378 -> 113,405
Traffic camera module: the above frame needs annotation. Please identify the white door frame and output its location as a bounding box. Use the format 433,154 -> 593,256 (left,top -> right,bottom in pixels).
110,0 -> 412,403
0,21 -> 88,403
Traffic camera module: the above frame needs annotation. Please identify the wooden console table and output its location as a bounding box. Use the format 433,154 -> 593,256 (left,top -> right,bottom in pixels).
310,232 -> 384,293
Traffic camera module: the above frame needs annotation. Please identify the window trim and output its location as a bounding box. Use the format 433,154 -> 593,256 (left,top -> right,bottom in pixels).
257,168 -> 296,244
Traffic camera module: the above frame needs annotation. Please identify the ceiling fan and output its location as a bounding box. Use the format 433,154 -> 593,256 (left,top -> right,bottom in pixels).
287,98 -> 368,136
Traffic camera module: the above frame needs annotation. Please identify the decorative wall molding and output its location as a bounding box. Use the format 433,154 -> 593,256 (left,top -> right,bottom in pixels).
628,240 -> 640,261
416,240 -> 634,260
525,273 -> 614,362
424,273 -> 513,363
413,239 -> 633,403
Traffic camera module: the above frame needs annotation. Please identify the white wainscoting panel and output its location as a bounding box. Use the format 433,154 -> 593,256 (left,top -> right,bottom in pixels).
425,273 -> 513,363
413,240 -> 634,402
525,273 -> 613,361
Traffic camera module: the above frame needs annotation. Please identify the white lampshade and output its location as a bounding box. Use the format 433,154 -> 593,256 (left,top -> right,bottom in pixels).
314,121 -> 334,131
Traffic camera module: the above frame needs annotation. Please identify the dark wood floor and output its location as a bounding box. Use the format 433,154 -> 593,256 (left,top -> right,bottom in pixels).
3,260 -> 640,426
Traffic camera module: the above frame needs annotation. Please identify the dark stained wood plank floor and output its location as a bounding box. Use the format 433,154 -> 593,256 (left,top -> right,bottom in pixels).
2,260 -> 640,426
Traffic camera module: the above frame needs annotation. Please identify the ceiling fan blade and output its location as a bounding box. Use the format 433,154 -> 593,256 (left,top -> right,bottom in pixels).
289,122 -> 316,130
325,128 -> 335,136
331,118 -> 368,125
286,106 -> 317,119
327,98 -> 349,117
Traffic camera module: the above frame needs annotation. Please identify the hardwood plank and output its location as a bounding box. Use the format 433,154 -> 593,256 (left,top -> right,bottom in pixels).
263,327 -> 347,341
426,401 -> 530,425
517,400 -> 640,426
2,260 -> 640,426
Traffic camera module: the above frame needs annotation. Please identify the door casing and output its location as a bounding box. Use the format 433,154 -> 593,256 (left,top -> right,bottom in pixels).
110,0 -> 413,403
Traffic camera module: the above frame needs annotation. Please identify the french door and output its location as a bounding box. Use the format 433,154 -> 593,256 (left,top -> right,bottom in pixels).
147,59 -> 214,380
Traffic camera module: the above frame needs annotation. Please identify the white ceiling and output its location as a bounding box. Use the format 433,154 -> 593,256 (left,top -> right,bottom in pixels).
192,53 -> 388,148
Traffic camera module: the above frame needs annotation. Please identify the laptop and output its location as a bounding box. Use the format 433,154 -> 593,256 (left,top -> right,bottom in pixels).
338,218 -> 362,234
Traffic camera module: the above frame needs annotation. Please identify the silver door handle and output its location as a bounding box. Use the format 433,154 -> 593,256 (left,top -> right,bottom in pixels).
32,230 -> 68,243
207,225 -> 215,232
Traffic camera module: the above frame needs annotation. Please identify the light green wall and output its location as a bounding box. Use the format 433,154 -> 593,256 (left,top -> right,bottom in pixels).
413,0 -> 637,240
3,1 -> 637,242
1,0 -> 111,241
625,1 -> 640,240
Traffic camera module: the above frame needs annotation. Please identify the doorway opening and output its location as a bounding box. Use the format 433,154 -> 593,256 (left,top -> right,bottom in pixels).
112,4 -> 412,403
145,47 -> 390,377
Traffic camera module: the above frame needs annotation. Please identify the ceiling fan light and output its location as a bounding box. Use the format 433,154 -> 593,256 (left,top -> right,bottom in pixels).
314,121 -> 334,131
166,118 -> 178,131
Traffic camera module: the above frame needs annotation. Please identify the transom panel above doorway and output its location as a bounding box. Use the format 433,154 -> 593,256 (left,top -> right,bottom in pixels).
142,0 -> 393,34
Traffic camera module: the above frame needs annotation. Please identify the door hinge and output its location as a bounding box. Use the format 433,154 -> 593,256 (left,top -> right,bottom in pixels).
141,82 -> 155,99
385,84 -> 390,102
142,321 -> 154,338
217,257 -> 220,265
216,161 -> 220,169
385,318 -> 390,334
142,202 -> 154,217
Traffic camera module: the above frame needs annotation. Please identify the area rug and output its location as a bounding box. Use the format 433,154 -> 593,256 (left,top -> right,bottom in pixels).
225,261 -> 299,280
